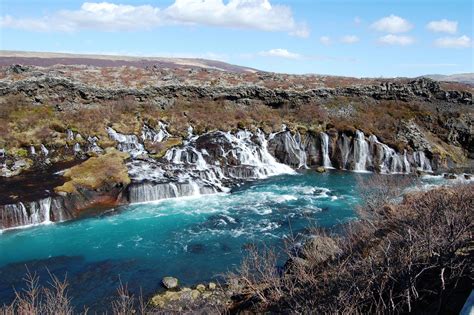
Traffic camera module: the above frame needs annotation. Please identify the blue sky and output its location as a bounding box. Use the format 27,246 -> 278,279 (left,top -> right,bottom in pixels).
0,0 -> 472,77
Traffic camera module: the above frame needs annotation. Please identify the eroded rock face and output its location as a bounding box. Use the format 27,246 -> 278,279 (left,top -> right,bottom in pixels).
397,120 -> 432,152
0,74 -> 471,110
444,115 -> 474,157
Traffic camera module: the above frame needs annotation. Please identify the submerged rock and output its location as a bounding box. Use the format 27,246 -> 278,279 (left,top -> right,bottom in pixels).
316,166 -> 326,173
444,173 -> 457,179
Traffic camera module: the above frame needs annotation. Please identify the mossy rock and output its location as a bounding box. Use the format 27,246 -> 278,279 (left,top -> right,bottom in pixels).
14,148 -> 29,158
316,166 -> 326,173
54,148 -> 130,194
150,137 -> 183,159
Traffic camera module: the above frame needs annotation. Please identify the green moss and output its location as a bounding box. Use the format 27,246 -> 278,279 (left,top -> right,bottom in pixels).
11,148 -> 29,157
55,148 -> 130,194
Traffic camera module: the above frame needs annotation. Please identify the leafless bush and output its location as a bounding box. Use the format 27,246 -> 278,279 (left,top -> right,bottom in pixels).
111,280 -> 137,315
1,269 -> 74,315
357,174 -> 418,219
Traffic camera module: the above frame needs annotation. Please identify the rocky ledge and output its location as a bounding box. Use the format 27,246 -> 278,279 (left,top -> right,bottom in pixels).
0,73 -> 471,109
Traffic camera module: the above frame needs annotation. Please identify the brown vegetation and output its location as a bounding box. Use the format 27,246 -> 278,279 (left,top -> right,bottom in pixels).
227,179 -> 473,314
1,270 -> 73,315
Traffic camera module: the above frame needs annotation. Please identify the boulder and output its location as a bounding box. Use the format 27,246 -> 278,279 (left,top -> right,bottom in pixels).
208,282 -> 217,290
300,236 -> 342,263
162,276 -> 179,289
316,166 -> 326,173
444,173 -> 457,180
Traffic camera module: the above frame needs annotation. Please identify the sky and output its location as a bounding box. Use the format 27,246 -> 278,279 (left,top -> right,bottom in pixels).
0,0 -> 473,77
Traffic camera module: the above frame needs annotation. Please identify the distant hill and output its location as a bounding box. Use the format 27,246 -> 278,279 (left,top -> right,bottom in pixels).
420,73 -> 474,85
0,50 -> 258,73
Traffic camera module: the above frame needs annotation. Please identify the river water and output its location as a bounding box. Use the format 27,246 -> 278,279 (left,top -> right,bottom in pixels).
0,170 -> 449,311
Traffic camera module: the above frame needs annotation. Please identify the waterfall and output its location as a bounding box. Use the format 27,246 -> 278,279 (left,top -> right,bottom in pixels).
128,181 -> 216,203
142,122 -> 170,143
1,198 -> 52,230
224,130 -> 295,178
338,134 -> 351,169
67,129 -> 74,141
40,144 -> 49,156
107,127 -> 146,157
73,143 -> 82,153
293,132 -> 308,168
403,151 -> 411,173
414,151 -> 432,172
353,131 -> 370,172
368,135 -> 406,174
320,132 -> 333,168
269,131 -> 307,168
87,136 -> 103,155
127,128 -> 294,204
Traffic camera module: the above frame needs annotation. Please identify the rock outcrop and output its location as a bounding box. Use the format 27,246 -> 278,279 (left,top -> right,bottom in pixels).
0,75 -> 471,109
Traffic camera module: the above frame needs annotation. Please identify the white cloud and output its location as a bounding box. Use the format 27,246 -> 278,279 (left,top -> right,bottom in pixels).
371,14 -> 413,33
1,3 -> 163,32
0,0 -> 309,37
319,36 -> 331,45
434,35 -> 471,48
259,48 -> 301,59
341,35 -> 359,44
426,19 -> 458,34
354,16 -> 362,25
378,34 -> 415,46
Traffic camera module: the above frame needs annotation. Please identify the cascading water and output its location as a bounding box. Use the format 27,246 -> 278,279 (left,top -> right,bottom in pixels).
40,144 -> 49,156
269,131 -> 308,169
87,136 -> 103,155
128,181 -> 213,203
127,128 -> 295,204
353,131 -> 370,172
403,151 -> 411,173
320,132 -> 333,168
107,127 -> 146,158
0,198 -> 52,230
73,143 -> 82,153
414,151 -> 432,172
1,123 -> 443,231
338,134 -> 351,169
223,130 -> 296,177
368,135 -> 406,174
142,122 -> 170,143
